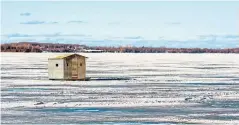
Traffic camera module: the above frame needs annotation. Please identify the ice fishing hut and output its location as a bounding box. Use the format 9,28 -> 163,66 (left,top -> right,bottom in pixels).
48,54 -> 88,80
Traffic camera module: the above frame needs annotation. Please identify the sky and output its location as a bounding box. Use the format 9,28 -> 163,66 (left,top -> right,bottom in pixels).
1,1 -> 239,48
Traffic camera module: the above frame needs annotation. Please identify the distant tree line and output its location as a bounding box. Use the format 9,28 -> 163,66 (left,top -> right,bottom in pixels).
0,42 -> 86,53
1,42 -> 239,53
89,46 -> 239,53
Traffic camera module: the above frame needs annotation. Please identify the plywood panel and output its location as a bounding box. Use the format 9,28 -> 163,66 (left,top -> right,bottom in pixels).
71,56 -> 78,79
48,59 -> 64,79
78,57 -> 86,79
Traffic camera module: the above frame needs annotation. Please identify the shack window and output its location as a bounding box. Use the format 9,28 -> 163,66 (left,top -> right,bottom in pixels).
67,63 -> 68,66
56,64 -> 58,67
80,63 -> 82,66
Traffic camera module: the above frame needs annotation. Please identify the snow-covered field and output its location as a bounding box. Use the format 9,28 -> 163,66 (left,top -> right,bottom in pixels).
1,53 -> 239,124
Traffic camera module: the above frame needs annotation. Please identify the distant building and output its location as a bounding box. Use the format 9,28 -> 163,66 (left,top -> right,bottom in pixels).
82,49 -> 104,53
48,54 -> 88,80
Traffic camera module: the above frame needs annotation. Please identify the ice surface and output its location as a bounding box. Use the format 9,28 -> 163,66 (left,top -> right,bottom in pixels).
1,53 -> 239,124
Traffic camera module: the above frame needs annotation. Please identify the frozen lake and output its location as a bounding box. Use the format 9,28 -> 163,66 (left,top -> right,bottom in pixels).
1,53 -> 239,124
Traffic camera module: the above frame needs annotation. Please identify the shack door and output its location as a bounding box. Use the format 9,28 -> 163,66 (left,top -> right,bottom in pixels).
71,57 -> 79,79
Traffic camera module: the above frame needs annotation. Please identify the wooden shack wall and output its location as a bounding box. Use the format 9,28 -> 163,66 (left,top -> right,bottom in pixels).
63,55 -> 86,80
48,59 -> 64,79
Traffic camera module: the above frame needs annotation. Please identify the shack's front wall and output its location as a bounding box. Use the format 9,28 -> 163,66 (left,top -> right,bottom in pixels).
48,59 -> 64,79
64,55 -> 86,80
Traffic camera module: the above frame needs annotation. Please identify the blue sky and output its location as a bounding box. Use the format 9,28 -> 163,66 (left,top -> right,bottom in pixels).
1,1 -> 239,48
